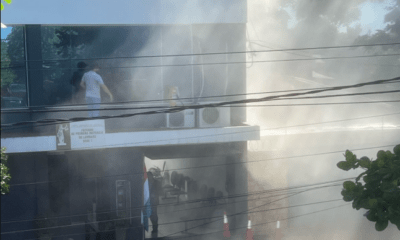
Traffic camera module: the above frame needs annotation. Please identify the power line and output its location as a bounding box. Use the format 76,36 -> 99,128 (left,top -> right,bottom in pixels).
2,90 -> 399,130
2,77 -> 399,128
0,187 -> 339,225
2,99 -> 400,114
4,184 -> 343,237
155,199 -> 343,231
4,179 -> 346,224
2,53 -> 400,71
19,200 -> 348,240
5,140 -> 397,188
162,186 -> 336,238
248,40 -> 400,68
2,42 -> 399,64
3,76 -> 399,110
1,183 -> 344,234
158,203 -> 350,240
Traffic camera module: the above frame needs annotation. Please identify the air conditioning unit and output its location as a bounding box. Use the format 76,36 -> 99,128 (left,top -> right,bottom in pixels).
198,103 -> 230,128
166,109 -> 195,128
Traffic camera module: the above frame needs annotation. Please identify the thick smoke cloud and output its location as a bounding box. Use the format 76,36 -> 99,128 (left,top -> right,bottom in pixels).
246,0 -> 400,239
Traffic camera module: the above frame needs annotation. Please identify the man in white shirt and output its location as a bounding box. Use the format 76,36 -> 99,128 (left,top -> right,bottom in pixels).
80,62 -> 113,117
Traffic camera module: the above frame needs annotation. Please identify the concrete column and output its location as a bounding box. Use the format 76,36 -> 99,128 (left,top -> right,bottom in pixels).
226,142 -> 248,234
35,153 -> 49,217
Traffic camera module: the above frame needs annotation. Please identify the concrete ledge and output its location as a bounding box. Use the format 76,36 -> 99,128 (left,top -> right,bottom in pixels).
1,125 -> 260,153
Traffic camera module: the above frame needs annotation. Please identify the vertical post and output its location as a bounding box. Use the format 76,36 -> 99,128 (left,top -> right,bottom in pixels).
25,25 -> 44,107
225,43 -> 229,97
160,28 -> 164,99
191,24 -> 194,100
24,26 -> 30,107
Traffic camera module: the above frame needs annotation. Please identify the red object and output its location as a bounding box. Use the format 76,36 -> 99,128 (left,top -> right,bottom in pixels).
246,218 -> 253,240
223,212 -> 231,238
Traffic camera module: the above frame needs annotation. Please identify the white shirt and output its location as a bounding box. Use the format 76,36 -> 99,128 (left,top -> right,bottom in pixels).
82,71 -> 104,98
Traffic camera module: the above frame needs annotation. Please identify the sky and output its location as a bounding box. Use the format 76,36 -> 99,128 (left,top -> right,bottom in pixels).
0,0 -> 395,39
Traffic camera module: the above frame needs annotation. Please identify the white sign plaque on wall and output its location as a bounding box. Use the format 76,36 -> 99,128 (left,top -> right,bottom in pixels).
70,120 -> 106,150
56,123 -> 71,150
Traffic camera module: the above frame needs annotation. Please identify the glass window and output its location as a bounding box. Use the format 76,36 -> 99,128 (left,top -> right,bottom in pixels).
39,26 -> 165,106
1,27 -> 27,109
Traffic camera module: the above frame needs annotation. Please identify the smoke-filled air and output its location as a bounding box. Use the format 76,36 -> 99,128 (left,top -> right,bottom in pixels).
246,0 -> 400,239
1,1 -> 400,240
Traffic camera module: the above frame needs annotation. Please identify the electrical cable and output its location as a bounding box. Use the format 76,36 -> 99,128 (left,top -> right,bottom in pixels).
156,203 -> 350,240
281,90 -> 400,100
2,53 -> 400,71
162,186 -> 333,238
1,178 -> 349,225
1,184 -> 342,236
2,90 -> 399,130
2,184 -> 343,236
19,200 -> 349,240
2,42 -> 400,64
2,75 -> 398,110
153,199 -> 344,227
2,99 -> 400,114
5,140 -> 397,188
248,40 -> 314,59
0,188 -> 336,225
2,76 -> 399,128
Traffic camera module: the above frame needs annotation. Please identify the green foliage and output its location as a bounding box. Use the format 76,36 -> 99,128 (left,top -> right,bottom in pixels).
337,145 -> 400,231
1,0 -> 12,11
1,147 -> 11,195
1,40 -> 16,88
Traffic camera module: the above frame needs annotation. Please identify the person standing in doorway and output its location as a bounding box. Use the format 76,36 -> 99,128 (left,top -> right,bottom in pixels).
71,61 -> 87,104
80,62 -> 113,117
147,171 -> 162,237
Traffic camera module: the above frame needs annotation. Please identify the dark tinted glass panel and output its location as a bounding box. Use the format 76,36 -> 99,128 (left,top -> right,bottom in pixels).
1,27 -> 27,108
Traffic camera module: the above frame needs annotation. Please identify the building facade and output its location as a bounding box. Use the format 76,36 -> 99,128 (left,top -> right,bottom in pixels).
1,1 -> 260,240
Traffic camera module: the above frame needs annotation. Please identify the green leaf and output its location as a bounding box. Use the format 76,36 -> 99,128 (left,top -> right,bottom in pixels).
377,150 -> 386,159
392,179 -> 398,186
359,157 -> 371,168
5,0 -> 12,4
356,172 -> 367,182
383,192 -> 392,200
343,181 -> 356,191
345,150 -> 357,163
388,206 -> 395,215
337,161 -> 352,171
375,219 -> 388,231
341,189 -> 354,202
360,199 -> 372,209
343,195 -> 354,202
369,199 -> 378,208
378,168 -> 391,175
367,210 -> 379,222
382,173 -> 392,180
377,158 -> 385,168
394,145 -> 400,156
352,199 -> 360,209
1,3 -> 4,11
381,182 -> 396,192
